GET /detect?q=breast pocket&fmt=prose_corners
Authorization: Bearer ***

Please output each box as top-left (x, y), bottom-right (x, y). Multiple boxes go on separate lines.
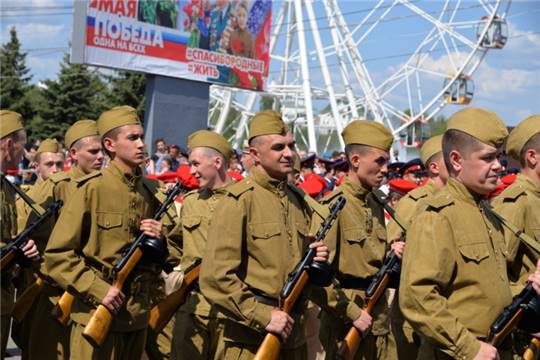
top-left (458, 242), bottom-right (490, 264)
top-left (250, 222), bottom-right (282, 240)
top-left (182, 215), bottom-right (202, 232)
top-left (96, 212), bottom-right (123, 229)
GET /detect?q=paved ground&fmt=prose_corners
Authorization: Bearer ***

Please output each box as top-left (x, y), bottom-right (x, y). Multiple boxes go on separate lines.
top-left (5, 335), bottom-right (21, 359)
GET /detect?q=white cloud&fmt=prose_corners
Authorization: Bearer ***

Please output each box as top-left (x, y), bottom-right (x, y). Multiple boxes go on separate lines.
top-left (474, 61), bottom-right (538, 98)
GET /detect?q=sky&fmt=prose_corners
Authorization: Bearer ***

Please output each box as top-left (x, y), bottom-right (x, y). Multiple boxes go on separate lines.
top-left (1, 0), bottom-right (539, 127)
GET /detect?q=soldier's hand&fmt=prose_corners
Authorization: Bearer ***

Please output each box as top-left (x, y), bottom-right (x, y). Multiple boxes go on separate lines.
top-left (528, 259), bottom-right (540, 295)
top-left (140, 219), bottom-right (163, 239)
top-left (473, 341), bottom-right (499, 360)
top-left (102, 287), bottom-right (126, 314)
top-left (265, 309), bottom-right (295, 341)
top-left (163, 270), bottom-right (184, 296)
top-left (390, 240), bottom-right (405, 260)
top-left (309, 241), bottom-right (329, 262)
top-left (21, 239), bottom-right (40, 261)
top-left (352, 309), bottom-right (372, 336)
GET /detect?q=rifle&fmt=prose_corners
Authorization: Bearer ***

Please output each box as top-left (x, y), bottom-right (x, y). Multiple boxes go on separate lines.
top-left (12, 274), bottom-right (44, 322)
top-left (52, 290), bottom-right (75, 326)
top-left (486, 283), bottom-right (536, 347)
top-left (337, 189), bottom-right (407, 360)
top-left (253, 196), bottom-right (346, 360)
top-left (524, 338), bottom-right (540, 360)
top-left (148, 258), bottom-right (202, 333)
top-left (81, 182), bottom-right (183, 347)
top-left (0, 200), bottom-right (63, 271)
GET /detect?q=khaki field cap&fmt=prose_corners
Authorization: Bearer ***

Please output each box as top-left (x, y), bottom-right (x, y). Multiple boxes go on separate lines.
top-left (506, 114), bottom-right (540, 160)
top-left (447, 107), bottom-right (508, 148)
top-left (248, 110), bottom-right (289, 142)
top-left (36, 138), bottom-right (61, 155)
top-left (341, 120), bottom-right (393, 151)
top-left (188, 130), bottom-right (233, 159)
top-left (65, 120), bottom-right (99, 149)
top-left (97, 105), bottom-right (141, 137)
top-left (420, 135), bottom-right (443, 164)
top-left (0, 110), bottom-right (24, 138)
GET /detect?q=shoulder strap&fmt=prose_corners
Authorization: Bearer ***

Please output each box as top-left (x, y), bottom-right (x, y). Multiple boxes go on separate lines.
top-left (2, 175), bottom-right (46, 216)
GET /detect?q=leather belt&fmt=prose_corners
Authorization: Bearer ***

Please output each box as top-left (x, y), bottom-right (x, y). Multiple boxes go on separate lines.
top-left (337, 276), bottom-right (373, 290)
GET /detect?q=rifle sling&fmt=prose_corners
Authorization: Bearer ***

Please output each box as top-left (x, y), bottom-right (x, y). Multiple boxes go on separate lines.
top-left (1, 175), bottom-right (46, 216)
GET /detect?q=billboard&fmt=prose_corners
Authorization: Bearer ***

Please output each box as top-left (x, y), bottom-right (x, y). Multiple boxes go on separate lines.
top-left (72, 0), bottom-right (272, 90)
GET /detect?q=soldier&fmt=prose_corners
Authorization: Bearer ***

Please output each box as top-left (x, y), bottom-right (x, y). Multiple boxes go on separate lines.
top-left (0, 110), bottom-right (39, 357)
top-left (45, 106), bottom-right (170, 358)
top-left (386, 135), bottom-right (448, 359)
top-left (492, 115), bottom-right (540, 355)
top-left (168, 130), bottom-right (234, 359)
top-left (531, 260), bottom-right (540, 295)
top-left (32, 138), bottom-right (64, 182)
top-left (318, 120), bottom-right (396, 360)
top-left (399, 107), bottom-right (512, 359)
top-left (16, 120), bottom-right (103, 359)
top-left (199, 110), bottom-right (330, 358)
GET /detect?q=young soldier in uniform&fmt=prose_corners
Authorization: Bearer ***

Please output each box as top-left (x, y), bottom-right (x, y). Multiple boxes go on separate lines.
top-left (492, 115), bottom-right (540, 355)
top-left (199, 110), bottom-right (330, 358)
top-left (399, 107), bottom-right (512, 360)
top-left (31, 138), bottom-right (65, 182)
top-left (318, 120), bottom-right (396, 360)
top-left (0, 110), bottom-right (39, 357)
top-left (15, 120), bottom-right (103, 359)
top-left (45, 106), bottom-right (169, 359)
top-left (386, 135), bottom-right (448, 359)
top-left (169, 130), bottom-right (234, 359)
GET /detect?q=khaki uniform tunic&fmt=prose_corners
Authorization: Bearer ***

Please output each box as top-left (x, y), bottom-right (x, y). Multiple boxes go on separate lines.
top-left (1, 175), bottom-right (18, 355)
top-left (493, 174), bottom-right (540, 295)
top-left (399, 178), bottom-right (512, 360)
top-left (171, 186), bottom-right (230, 359)
top-left (45, 161), bottom-right (166, 357)
top-left (318, 177), bottom-right (394, 360)
top-left (199, 167), bottom-right (318, 353)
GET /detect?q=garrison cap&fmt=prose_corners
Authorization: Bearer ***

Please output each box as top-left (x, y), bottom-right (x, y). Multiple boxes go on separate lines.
top-left (36, 138), bottom-right (61, 155)
top-left (187, 130), bottom-right (233, 159)
top-left (506, 114), bottom-right (540, 160)
top-left (65, 120), bottom-right (99, 149)
top-left (97, 105), bottom-right (140, 137)
top-left (0, 110), bottom-right (24, 138)
top-left (341, 120), bottom-right (393, 151)
top-left (248, 110), bottom-right (289, 142)
top-left (447, 107), bottom-right (508, 148)
top-left (292, 152), bottom-right (301, 173)
top-left (420, 135), bottom-right (443, 164)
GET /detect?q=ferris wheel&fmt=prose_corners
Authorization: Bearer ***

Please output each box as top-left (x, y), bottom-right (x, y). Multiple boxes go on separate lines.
top-left (208, 0), bottom-right (511, 154)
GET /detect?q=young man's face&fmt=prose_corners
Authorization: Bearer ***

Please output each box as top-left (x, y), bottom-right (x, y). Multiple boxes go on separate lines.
top-left (36, 152), bottom-right (64, 181)
top-left (352, 147), bottom-right (390, 189)
top-left (189, 147), bottom-right (220, 189)
top-left (2, 130), bottom-right (27, 170)
top-left (71, 136), bottom-right (104, 174)
top-left (251, 132), bottom-right (295, 180)
top-left (456, 143), bottom-right (501, 195)
top-left (106, 124), bottom-right (145, 168)
top-left (156, 140), bottom-right (166, 153)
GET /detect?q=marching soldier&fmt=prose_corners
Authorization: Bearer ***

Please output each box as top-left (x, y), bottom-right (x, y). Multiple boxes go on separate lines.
top-left (492, 115), bottom-right (540, 356)
top-left (16, 120), bottom-right (103, 359)
top-left (318, 120), bottom-right (396, 360)
top-left (44, 106), bottom-right (171, 358)
top-left (169, 130), bottom-right (234, 359)
top-left (399, 108), bottom-right (513, 359)
top-left (199, 110), bottom-right (330, 358)
top-left (0, 110), bottom-right (39, 357)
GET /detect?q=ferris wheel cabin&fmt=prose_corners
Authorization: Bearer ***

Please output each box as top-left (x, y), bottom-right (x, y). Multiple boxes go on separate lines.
top-left (477, 16), bottom-right (508, 49)
top-left (443, 74), bottom-right (474, 105)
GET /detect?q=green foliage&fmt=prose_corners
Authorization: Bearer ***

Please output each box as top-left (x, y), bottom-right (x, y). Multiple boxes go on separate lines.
top-left (0, 27), bottom-right (33, 119)
top-left (428, 115), bottom-right (448, 136)
top-left (38, 53), bottom-right (109, 139)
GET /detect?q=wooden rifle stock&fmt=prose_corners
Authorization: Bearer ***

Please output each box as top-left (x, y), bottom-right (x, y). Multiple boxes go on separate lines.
top-left (0, 251), bottom-right (16, 271)
top-left (337, 273), bottom-right (391, 360)
top-left (254, 196), bottom-right (346, 360)
top-left (148, 259), bottom-right (202, 333)
top-left (12, 274), bottom-right (44, 322)
top-left (523, 338), bottom-right (540, 360)
top-left (52, 291), bottom-right (74, 326)
top-left (253, 271), bottom-right (310, 360)
top-left (82, 247), bottom-right (143, 347)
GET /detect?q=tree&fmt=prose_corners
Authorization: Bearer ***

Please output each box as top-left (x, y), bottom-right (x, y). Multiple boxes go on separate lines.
top-left (38, 53), bottom-right (109, 139)
top-left (106, 71), bottom-right (147, 119)
top-left (0, 27), bottom-right (33, 119)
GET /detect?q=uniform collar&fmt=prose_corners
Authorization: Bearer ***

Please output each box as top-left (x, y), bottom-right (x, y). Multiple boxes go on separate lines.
top-left (515, 173), bottom-right (540, 197)
top-left (249, 167), bottom-right (287, 197)
top-left (446, 178), bottom-right (481, 205)
top-left (341, 176), bottom-right (370, 200)
top-left (423, 178), bottom-right (438, 194)
top-left (109, 160), bottom-right (141, 187)
top-left (69, 166), bottom-right (86, 180)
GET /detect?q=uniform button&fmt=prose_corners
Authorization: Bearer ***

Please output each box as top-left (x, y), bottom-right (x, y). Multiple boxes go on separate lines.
top-left (105, 221), bottom-right (110, 226)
